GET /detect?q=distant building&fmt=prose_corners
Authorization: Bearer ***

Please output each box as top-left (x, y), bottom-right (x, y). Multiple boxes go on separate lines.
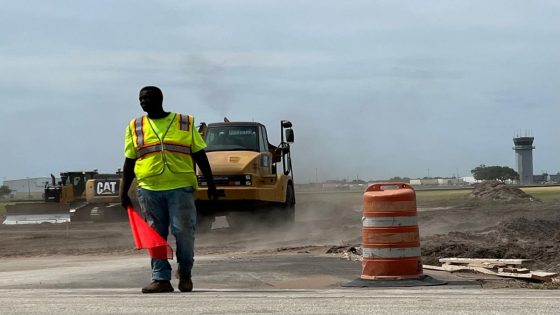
top-left (409, 179), bottom-right (422, 186)
top-left (533, 174), bottom-right (547, 184)
top-left (513, 136), bottom-right (535, 185)
top-left (419, 179), bottom-right (439, 186)
top-left (408, 177), bottom-right (468, 186)
top-left (549, 173), bottom-right (560, 183)
top-left (534, 173), bottom-right (560, 184)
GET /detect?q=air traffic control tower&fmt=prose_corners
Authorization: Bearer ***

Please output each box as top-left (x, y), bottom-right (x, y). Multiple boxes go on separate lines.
top-left (513, 136), bottom-right (535, 185)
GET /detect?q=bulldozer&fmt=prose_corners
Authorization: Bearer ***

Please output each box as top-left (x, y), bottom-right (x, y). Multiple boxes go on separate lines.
top-left (194, 119), bottom-right (295, 232)
top-left (79, 172), bottom-right (128, 222)
top-left (3, 170), bottom-right (128, 224)
top-left (4, 171), bottom-right (97, 224)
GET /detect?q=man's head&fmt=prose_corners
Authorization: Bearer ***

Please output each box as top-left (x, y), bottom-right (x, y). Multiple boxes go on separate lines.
top-left (139, 86), bottom-right (164, 114)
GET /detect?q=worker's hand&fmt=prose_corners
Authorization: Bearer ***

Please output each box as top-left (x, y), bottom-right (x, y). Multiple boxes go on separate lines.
top-left (121, 194), bottom-right (133, 210)
top-left (207, 183), bottom-right (219, 201)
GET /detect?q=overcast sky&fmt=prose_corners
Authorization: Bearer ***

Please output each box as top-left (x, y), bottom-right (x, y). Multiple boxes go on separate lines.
top-left (1, 0), bottom-right (559, 183)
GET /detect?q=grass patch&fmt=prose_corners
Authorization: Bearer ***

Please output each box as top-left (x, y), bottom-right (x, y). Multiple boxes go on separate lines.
top-left (295, 186), bottom-right (560, 209)
top-left (521, 186), bottom-right (560, 201)
top-left (0, 202), bottom-right (8, 216)
top-left (0, 201), bottom-right (18, 216)
top-left (297, 189), bottom-right (473, 208)
top-left (416, 189), bottom-right (471, 203)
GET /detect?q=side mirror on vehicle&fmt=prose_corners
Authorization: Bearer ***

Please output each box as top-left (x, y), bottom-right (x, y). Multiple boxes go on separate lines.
top-left (285, 129), bottom-right (294, 143)
top-left (198, 122), bottom-right (208, 138)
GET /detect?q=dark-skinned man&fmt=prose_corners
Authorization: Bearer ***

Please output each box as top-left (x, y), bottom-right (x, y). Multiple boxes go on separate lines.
top-left (121, 86), bottom-right (217, 293)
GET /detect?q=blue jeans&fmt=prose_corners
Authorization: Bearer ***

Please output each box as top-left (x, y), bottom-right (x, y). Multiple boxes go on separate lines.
top-left (137, 186), bottom-right (197, 281)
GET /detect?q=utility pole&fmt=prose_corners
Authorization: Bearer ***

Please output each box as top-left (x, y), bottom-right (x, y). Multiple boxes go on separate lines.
top-left (27, 177), bottom-right (31, 199)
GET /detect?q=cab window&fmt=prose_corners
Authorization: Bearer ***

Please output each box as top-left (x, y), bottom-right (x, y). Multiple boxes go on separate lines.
top-left (205, 126), bottom-right (258, 152)
top-left (259, 126), bottom-right (269, 152)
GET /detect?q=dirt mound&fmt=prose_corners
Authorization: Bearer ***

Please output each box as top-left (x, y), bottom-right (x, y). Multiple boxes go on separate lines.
top-left (470, 181), bottom-right (536, 202)
top-left (422, 216), bottom-right (560, 273)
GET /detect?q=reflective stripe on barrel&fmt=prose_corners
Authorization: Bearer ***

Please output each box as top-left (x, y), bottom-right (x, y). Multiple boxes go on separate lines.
top-left (362, 216), bottom-right (418, 227)
top-left (363, 247), bottom-right (422, 258)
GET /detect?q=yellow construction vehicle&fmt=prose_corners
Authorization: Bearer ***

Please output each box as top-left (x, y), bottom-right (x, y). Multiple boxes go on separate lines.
top-left (194, 119), bottom-right (295, 231)
top-left (3, 170), bottom-right (131, 224)
top-left (80, 172), bottom-right (129, 222)
top-left (4, 171), bottom-right (98, 224)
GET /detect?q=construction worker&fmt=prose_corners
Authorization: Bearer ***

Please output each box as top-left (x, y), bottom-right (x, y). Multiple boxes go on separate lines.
top-left (120, 86), bottom-right (217, 293)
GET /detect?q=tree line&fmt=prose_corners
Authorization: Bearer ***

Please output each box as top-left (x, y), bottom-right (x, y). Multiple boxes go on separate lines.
top-left (0, 185), bottom-right (10, 197)
top-left (471, 165), bottom-right (519, 182)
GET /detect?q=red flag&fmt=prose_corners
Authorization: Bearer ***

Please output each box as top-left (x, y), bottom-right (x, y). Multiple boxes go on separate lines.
top-left (127, 206), bottom-right (173, 260)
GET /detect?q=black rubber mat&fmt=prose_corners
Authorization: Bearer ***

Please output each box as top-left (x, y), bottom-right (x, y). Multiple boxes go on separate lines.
top-left (342, 275), bottom-right (448, 287)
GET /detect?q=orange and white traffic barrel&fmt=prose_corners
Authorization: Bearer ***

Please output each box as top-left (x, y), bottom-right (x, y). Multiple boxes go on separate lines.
top-left (361, 182), bottom-right (423, 280)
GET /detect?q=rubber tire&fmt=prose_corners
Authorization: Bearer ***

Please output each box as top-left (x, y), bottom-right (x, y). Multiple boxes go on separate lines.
top-left (268, 184), bottom-right (295, 228)
top-left (283, 184), bottom-right (296, 224)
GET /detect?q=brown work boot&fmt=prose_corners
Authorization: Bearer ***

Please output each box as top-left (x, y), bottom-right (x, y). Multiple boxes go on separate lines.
top-left (178, 273), bottom-right (193, 292)
top-left (141, 280), bottom-right (174, 294)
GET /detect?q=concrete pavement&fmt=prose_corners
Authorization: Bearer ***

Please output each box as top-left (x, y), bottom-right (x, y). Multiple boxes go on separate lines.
top-left (1, 288), bottom-right (559, 314)
top-left (0, 254), bottom-right (473, 290)
top-left (0, 253), bottom-right (558, 314)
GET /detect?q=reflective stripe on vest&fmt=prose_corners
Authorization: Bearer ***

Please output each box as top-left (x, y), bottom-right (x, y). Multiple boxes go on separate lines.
top-left (136, 143), bottom-right (192, 159)
top-left (134, 117), bottom-right (144, 147)
top-left (178, 114), bottom-right (191, 131)
top-left (163, 143), bottom-right (192, 155)
top-left (137, 144), bottom-right (160, 158)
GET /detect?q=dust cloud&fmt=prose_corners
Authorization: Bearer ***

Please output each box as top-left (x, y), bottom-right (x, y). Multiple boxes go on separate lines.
top-left (196, 193), bottom-right (363, 253)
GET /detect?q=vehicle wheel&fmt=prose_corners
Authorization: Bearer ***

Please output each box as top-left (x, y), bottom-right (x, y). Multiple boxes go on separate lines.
top-left (269, 184), bottom-right (295, 227)
top-left (197, 215), bottom-right (214, 233)
top-left (284, 184), bottom-right (296, 223)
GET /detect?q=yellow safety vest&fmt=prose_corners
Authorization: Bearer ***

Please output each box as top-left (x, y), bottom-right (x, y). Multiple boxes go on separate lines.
top-left (129, 113), bottom-right (195, 180)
